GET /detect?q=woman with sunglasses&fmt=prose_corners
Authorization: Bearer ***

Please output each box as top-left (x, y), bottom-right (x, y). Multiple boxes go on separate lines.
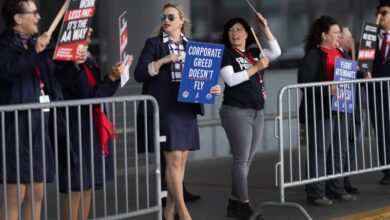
top-left (219, 13), bottom-right (281, 220)
top-left (134, 2), bottom-right (220, 220)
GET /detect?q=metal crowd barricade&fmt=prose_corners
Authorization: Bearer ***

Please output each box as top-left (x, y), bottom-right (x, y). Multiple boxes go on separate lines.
top-left (250, 77), bottom-right (390, 220)
top-left (0, 95), bottom-right (163, 220)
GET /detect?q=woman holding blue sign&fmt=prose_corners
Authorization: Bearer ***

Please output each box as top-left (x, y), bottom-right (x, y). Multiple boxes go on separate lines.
top-left (298, 15), bottom-right (356, 206)
top-left (219, 12), bottom-right (281, 219)
top-left (134, 2), bottom-right (220, 220)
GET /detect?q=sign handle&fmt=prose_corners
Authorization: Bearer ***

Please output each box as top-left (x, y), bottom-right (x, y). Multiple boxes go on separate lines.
top-left (47, 0), bottom-right (70, 36)
top-left (376, 14), bottom-right (381, 25)
top-left (245, 0), bottom-right (257, 14)
top-left (351, 40), bottom-right (356, 61)
top-left (250, 27), bottom-right (264, 55)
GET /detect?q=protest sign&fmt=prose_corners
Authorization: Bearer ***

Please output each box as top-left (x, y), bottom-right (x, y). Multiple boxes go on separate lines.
top-left (178, 41), bottom-right (224, 104)
top-left (119, 11), bottom-right (129, 87)
top-left (331, 58), bottom-right (357, 113)
top-left (357, 22), bottom-right (378, 72)
top-left (53, 0), bottom-right (96, 61)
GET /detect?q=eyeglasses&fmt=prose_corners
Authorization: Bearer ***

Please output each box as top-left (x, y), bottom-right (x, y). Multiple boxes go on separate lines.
top-left (160, 14), bottom-right (177, 22)
top-left (376, 10), bottom-right (390, 16)
top-left (19, 9), bottom-right (39, 17)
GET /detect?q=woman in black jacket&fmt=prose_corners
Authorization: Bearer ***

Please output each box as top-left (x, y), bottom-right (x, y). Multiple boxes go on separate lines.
top-left (0, 0), bottom-right (75, 219)
top-left (298, 15), bottom-right (356, 206)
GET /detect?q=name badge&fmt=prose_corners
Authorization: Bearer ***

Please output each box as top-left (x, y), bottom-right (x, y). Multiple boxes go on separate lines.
top-left (39, 95), bottom-right (50, 112)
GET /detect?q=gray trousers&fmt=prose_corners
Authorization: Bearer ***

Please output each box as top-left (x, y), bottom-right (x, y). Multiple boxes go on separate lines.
top-left (220, 105), bottom-right (264, 201)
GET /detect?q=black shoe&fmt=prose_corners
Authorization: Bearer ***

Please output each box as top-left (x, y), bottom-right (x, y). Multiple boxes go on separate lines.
top-left (237, 202), bottom-right (264, 220)
top-left (226, 198), bottom-right (238, 217)
top-left (183, 185), bottom-right (201, 203)
top-left (380, 176), bottom-right (390, 185)
top-left (345, 186), bottom-right (359, 194)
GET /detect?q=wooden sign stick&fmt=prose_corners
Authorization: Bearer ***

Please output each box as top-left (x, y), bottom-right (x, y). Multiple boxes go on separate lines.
top-left (245, 0), bottom-right (257, 14)
top-left (351, 40), bottom-right (356, 61)
top-left (47, 0), bottom-right (70, 36)
top-left (376, 14), bottom-right (381, 25)
top-left (250, 27), bottom-right (264, 55)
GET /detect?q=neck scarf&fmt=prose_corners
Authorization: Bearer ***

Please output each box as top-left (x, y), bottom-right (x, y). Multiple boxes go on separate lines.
top-left (83, 64), bottom-right (117, 157)
top-left (15, 31), bottom-right (32, 45)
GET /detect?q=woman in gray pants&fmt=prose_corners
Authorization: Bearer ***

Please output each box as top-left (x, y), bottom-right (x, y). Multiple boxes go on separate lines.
top-left (219, 13), bottom-right (281, 220)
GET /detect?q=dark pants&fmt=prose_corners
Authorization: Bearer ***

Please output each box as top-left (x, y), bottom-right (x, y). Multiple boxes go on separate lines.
top-left (369, 88), bottom-right (390, 177)
top-left (305, 115), bottom-right (348, 200)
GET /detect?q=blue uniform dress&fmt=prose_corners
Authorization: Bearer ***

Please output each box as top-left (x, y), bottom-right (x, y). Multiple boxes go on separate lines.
top-left (57, 56), bottom-right (119, 192)
top-left (134, 34), bottom-right (204, 152)
top-left (0, 29), bottom-right (65, 184)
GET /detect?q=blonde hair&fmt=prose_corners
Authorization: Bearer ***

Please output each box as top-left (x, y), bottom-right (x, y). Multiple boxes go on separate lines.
top-left (153, 2), bottom-right (191, 37)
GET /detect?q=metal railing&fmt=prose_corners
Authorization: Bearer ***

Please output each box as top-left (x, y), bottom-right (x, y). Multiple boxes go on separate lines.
top-left (0, 95), bottom-right (163, 220)
top-left (252, 77), bottom-right (390, 220)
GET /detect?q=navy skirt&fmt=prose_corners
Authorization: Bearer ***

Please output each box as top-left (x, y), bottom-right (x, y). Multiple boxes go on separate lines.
top-left (58, 108), bottom-right (114, 193)
top-left (137, 113), bottom-right (200, 153)
top-left (160, 113), bottom-right (200, 151)
top-left (0, 111), bottom-right (55, 184)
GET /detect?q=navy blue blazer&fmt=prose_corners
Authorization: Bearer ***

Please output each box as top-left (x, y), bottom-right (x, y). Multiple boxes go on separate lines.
top-left (134, 36), bottom-right (204, 116)
top-left (0, 28), bottom-right (67, 183)
top-left (372, 39), bottom-right (390, 81)
top-left (56, 57), bottom-right (119, 192)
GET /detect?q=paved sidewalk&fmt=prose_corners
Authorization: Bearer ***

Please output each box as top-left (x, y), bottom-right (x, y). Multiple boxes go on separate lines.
top-left (181, 150), bottom-right (390, 220)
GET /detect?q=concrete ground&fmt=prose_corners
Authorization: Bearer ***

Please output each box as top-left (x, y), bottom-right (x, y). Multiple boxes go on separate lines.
top-left (179, 150), bottom-right (390, 220)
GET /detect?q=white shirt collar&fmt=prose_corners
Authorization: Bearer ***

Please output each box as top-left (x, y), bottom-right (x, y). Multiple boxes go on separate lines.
top-left (162, 32), bottom-right (188, 43)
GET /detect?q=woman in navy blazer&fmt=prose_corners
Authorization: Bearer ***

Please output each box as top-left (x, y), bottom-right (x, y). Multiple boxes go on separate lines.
top-left (134, 3), bottom-right (220, 220)
top-left (0, 0), bottom-right (75, 219)
top-left (56, 28), bottom-right (133, 220)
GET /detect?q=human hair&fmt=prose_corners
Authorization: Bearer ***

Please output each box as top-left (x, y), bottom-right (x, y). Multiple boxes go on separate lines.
top-left (153, 2), bottom-right (191, 37)
top-left (1, 0), bottom-right (34, 28)
top-left (304, 15), bottom-right (339, 52)
top-left (220, 17), bottom-right (255, 49)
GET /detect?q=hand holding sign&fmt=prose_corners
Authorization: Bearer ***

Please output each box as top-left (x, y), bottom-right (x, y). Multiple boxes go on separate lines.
top-left (255, 12), bottom-right (268, 29)
top-left (74, 45), bottom-right (89, 65)
top-left (35, 32), bottom-right (51, 53)
top-left (210, 84), bottom-right (222, 96)
top-left (255, 57), bottom-right (269, 70)
top-left (109, 55), bottom-right (133, 82)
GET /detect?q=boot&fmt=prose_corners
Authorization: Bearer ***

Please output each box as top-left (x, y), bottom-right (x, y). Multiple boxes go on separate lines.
top-left (237, 202), bottom-right (264, 220)
top-left (226, 198), bottom-right (238, 217)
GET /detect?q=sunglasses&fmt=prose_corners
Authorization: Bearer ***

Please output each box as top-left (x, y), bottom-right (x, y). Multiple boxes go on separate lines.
top-left (376, 10), bottom-right (390, 16)
top-left (160, 14), bottom-right (177, 22)
top-left (19, 9), bottom-right (39, 16)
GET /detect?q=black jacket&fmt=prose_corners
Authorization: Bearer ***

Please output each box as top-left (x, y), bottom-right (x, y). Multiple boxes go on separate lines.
top-left (297, 47), bottom-right (332, 122)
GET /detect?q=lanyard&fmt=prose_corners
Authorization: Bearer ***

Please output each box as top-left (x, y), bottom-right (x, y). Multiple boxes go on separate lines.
top-left (34, 67), bottom-right (46, 94)
top-left (234, 48), bottom-right (264, 83)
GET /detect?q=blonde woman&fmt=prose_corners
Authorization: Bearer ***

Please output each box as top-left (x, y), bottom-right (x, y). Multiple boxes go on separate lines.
top-left (134, 2), bottom-right (220, 220)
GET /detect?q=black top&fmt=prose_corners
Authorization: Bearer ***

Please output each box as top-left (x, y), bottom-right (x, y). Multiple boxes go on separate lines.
top-left (297, 47), bottom-right (332, 122)
top-left (221, 47), bottom-right (266, 110)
